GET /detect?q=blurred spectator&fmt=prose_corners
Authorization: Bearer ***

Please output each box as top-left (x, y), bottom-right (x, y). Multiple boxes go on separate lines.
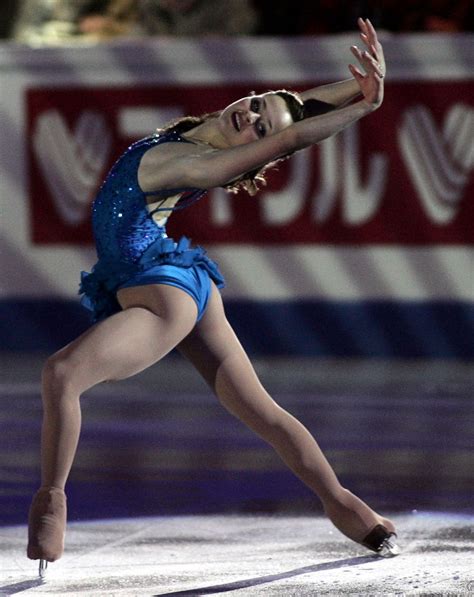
top-left (12, 0), bottom-right (142, 43)
top-left (77, 0), bottom-right (141, 39)
top-left (136, 0), bottom-right (258, 36)
top-left (6, 0), bottom-right (473, 44)
top-left (77, 0), bottom-right (259, 39)
top-left (12, 0), bottom-right (95, 44)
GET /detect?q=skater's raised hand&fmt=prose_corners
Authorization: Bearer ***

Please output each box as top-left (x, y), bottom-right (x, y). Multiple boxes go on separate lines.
top-left (349, 36), bottom-right (384, 110)
top-left (357, 17), bottom-right (386, 78)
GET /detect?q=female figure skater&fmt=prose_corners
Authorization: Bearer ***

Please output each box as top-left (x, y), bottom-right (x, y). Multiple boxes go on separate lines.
top-left (27, 18), bottom-right (399, 571)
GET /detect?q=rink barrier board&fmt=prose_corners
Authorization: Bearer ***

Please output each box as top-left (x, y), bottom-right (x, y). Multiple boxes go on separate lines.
top-left (1, 299), bottom-right (473, 357)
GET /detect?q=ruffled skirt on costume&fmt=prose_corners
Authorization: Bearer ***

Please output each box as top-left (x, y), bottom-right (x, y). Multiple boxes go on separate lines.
top-left (79, 236), bottom-right (225, 323)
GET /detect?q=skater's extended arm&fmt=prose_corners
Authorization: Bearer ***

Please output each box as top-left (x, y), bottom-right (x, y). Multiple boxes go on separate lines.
top-left (141, 65), bottom-right (383, 193)
top-left (174, 51), bottom-right (384, 189)
top-left (138, 18), bottom-right (385, 192)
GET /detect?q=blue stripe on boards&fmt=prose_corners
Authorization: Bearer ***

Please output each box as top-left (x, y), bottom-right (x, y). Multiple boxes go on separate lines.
top-left (1, 299), bottom-right (473, 357)
top-left (224, 301), bottom-right (474, 358)
top-left (0, 300), bottom-right (90, 351)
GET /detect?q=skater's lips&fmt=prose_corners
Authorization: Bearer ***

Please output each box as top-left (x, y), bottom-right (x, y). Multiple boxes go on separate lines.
top-left (231, 111), bottom-right (241, 132)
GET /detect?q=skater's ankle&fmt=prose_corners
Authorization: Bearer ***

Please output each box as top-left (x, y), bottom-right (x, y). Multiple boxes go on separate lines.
top-left (37, 486), bottom-right (66, 495)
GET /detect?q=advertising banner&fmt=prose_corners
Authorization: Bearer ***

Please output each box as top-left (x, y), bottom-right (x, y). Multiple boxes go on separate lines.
top-left (1, 35), bottom-right (473, 355)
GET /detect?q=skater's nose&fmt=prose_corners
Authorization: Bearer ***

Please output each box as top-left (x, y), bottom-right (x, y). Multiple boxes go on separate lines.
top-left (246, 111), bottom-right (260, 125)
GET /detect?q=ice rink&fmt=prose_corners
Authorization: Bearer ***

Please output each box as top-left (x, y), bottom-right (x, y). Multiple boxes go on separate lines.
top-left (1, 355), bottom-right (473, 595)
top-left (2, 512), bottom-right (474, 595)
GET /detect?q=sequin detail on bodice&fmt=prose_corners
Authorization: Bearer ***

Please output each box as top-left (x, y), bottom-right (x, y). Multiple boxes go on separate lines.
top-left (92, 129), bottom-right (206, 263)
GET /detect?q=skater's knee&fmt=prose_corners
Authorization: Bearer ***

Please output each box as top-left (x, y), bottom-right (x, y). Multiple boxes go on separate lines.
top-left (42, 353), bottom-right (79, 399)
top-left (215, 385), bottom-right (282, 440)
top-left (239, 405), bottom-right (291, 445)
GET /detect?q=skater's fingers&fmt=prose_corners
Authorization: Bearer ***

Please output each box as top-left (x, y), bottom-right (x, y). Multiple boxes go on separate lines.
top-left (366, 18), bottom-right (379, 41)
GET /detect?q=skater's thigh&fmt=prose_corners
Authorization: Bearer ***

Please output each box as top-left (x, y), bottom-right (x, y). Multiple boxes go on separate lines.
top-left (177, 284), bottom-right (281, 425)
top-left (177, 283), bottom-right (251, 386)
top-left (53, 284), bottom-right (198, 390)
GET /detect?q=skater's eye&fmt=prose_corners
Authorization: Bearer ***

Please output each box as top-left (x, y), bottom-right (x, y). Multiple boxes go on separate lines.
top-left (255, 120), bottom-right (267, 138)
top-left (250, 97), bottom-right (261, 113)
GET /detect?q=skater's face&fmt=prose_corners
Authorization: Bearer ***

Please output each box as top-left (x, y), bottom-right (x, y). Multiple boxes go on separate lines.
top-left (217, 93), bottom-right (294, 147)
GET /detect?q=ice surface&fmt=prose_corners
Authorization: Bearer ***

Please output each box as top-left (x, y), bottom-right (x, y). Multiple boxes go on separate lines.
top-left (1, 512), bottom-right (474, 596)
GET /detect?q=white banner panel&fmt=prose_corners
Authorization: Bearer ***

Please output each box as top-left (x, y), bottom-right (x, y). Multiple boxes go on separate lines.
top-left (0, 35), bottom-right (473, 356)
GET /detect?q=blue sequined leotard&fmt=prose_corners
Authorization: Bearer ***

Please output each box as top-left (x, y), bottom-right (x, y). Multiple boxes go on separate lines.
top-left (79, 129), bottom-right (225, 322)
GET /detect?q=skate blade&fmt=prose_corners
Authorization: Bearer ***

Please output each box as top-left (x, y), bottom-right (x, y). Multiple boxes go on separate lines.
top-left (378, 537), bottom-right (401, 558)
top-left (39, 559), bottom-right (48, 578)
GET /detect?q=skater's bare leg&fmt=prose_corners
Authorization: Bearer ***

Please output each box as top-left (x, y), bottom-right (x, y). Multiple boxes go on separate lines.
top-left (41, 285), bottom-right (197, 488)
top-left (178, 285), bottom-right (395, 546)
top-left (28, 284), bottom-right (198, 561)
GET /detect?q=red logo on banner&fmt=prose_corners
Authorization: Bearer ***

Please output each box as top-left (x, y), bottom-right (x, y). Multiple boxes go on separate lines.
top-left (27, 84), bottom-right (473, 245)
